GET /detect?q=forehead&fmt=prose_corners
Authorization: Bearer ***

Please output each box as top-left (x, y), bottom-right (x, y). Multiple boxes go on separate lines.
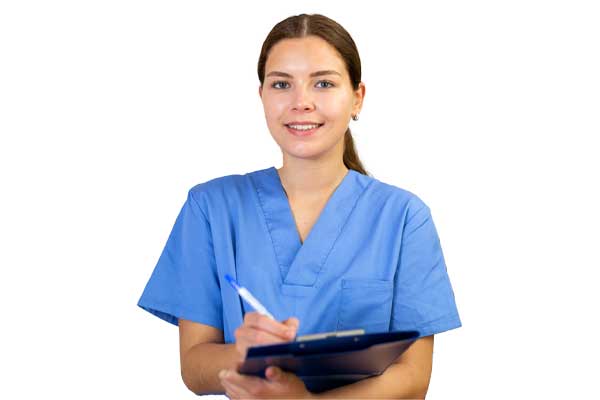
top-left (265, 36), bottom-right (347, 77)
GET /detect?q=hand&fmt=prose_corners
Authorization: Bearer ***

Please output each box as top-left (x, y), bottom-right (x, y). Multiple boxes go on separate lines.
top-left (219, 365), bottom-right (313, 399)
top-left (234, 312), bottom-right (300, 361)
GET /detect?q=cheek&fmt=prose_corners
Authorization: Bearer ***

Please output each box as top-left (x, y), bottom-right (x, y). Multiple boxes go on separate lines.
top-left (263, 100), bottom-right (286, 123)
top-left (320, 94), bottom-right (353, 119)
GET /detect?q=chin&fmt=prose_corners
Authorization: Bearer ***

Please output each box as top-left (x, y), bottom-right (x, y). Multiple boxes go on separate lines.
top-left (273, 133), bottom-right (344, 161)
top-left (282, 144), bottom-right (334, 161)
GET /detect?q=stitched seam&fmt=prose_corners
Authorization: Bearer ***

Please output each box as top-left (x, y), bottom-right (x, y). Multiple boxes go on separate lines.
top-left (249, 171), bottom-right (284, 275)
top-left (316, 178), bottom-right (375, 276)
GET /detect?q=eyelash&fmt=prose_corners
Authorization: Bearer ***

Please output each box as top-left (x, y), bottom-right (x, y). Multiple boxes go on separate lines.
top-left (271, 80), bottom-right (335, 89)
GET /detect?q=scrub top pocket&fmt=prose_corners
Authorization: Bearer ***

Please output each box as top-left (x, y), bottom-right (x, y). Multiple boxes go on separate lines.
top-left (337, 279), bottom-right (394, 333)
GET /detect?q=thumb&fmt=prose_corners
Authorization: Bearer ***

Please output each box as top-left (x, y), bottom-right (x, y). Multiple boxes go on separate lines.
top-left (265, 366), bottom-right (286, 383)
top-left (283, 317), bottom-right (300, 331)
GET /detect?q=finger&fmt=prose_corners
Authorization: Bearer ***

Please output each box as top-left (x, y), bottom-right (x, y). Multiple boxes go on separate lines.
top-left (221, 380), bottom-right (246, 399)
top-left (265, 366), bottom-right (285, 383)
top-left (237, 325), bottom-right (295, 344)
top-left (222, 370), bottom-right (267, 399)
top-left (283, 317), bottom-right (300, 330)
top-left (220, 370), bottom-right (250, 398)
top-left (244, 312), bottom-right (295, 339)
top-left (221, 368), bottom-right (264, 388)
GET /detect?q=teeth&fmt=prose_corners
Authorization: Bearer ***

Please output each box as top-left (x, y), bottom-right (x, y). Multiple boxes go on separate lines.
top-left (288, 124), bottom-right (320, 131)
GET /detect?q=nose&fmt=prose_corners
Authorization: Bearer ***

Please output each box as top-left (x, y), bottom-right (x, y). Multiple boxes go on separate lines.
top-left (291, 86), bottom-right (315, 112)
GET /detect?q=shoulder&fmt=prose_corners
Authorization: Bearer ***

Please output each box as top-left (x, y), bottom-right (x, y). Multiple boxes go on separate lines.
top-left (188, 172), bottom-right (245, 197)
top-left (185, 167), bottom-right (270, 210)
top-left (359, 172), bottom-right (430, 220)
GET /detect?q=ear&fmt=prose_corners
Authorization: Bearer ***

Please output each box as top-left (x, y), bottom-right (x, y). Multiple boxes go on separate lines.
top-left (259, 85), bottom-right (263, 98)
top-left (352, 82), bottom-right (366, 115)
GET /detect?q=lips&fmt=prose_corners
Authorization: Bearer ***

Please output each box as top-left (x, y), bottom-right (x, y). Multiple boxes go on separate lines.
top-left (285, 123), bottom-right (324, 137)
top-left (284, 122), bottom-right (324, 127)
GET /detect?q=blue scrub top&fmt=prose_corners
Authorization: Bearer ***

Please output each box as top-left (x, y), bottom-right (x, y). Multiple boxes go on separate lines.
top-left (138, 167), bottom-right (461, 343)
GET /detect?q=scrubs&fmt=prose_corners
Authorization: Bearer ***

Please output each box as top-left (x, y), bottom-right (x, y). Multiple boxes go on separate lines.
top-left (138, 167), bottom-right (461, 344)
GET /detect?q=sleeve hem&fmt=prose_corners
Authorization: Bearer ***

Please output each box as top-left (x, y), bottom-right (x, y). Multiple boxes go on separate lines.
top-left (137, 299), bottom-right (223, 331)
top-left (414, 314), bottom-right (462, 338)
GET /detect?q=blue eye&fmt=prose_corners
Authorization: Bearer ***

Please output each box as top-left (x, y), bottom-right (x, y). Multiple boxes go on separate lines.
top-left (271, 81), bottom-right (290, 89)
top-left (270, 80), bottom-right (335, 89)
top-left (316, 80), bottom-right (335, 88)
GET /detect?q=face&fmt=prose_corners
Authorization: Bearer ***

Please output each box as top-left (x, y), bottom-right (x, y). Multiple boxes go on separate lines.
top-left (259, 35), bottom-right (365, 163)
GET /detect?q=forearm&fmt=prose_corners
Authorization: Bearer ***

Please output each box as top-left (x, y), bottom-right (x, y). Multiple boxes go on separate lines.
top-left (181, 342), bottom-right (240, 395)
top-left (311, 361), bottom-right (430, 399)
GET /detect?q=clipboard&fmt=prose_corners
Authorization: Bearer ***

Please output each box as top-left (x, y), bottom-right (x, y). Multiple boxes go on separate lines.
top-left (238, 330), bottom-right (420, 393)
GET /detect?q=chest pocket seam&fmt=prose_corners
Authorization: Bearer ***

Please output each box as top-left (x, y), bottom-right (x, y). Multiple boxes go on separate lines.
top-left (337, 279), bottom-right (394, 332)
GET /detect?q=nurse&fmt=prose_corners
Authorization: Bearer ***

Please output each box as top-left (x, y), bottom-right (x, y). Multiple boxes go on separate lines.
top-left (138, 13), bottom-right (461, 399)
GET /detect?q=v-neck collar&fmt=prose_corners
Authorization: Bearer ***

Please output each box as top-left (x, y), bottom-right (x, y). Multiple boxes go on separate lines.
top-left (251, 166), bottom-right (370, 287)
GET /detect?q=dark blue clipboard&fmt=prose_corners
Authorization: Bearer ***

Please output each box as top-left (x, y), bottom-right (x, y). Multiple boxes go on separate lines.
top-left (238, 330), bottom-right (420, 393)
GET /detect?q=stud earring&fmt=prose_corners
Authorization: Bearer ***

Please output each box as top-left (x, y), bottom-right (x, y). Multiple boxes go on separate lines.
top-left (352, 114), bottom-right (359, 121)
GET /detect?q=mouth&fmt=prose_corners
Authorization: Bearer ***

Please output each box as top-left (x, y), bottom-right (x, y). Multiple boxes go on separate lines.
top-left (284, 123), bottom-right (324, 137)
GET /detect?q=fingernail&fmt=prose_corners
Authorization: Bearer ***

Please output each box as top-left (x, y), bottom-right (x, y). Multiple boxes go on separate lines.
top-left (219, 369), bottom-right (228, 379)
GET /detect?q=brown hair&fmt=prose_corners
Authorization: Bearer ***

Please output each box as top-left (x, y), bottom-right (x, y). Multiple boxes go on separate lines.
top-left (257, 13), bottom-right (369, 176)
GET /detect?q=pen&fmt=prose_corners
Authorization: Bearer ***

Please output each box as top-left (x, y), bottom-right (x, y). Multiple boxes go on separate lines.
top-left (225, 274), bottom-right (275, 319)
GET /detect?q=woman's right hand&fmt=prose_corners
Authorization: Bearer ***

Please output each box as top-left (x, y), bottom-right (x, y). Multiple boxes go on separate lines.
top-left (234, 312), bottom-right (300, 361)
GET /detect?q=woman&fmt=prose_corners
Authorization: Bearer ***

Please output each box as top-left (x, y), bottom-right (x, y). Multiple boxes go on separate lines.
top-left (138, 13), bottom-right (461, 399)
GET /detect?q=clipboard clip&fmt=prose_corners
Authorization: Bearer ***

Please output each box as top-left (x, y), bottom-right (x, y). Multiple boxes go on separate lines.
top-left (295, 329), bottom-right (365, 342)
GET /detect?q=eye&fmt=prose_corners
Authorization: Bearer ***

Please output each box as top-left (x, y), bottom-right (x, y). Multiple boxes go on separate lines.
top-left (270, 80), bottom-right (336, 89)
top-left (271, 81), bottom-right (290, 89)
top-left (316, 80), bottom-right (335, 88)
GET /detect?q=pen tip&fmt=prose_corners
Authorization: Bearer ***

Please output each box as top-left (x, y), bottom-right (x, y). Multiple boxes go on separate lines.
top-left (224, 274), bottom-right (240, 290)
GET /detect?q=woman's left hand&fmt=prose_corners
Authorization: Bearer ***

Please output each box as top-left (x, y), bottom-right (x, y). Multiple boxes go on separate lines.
top-left (219, 364), bottom-right (314, 399)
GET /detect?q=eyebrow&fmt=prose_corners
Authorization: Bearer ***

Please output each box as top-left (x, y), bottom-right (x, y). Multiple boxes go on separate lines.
top-left (266, 70), bottom-right (342, 79)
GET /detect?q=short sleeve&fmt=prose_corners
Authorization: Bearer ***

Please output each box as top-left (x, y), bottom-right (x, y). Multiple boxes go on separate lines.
top-left (391, 199), bottom-right (461, 337)
top-left (137, 189), bottom-right (223, 329)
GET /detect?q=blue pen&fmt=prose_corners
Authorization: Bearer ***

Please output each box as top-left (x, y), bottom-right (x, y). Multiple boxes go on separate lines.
top-left (225, 274), bottom-right (275, 319)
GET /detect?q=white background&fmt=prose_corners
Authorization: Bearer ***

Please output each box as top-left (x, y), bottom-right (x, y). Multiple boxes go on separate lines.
top-left (1, 0), bottom-right (599, 398)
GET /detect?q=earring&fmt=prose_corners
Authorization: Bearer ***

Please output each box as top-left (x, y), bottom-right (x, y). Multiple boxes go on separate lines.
top-left (352, 114), bottom-right (359, 121)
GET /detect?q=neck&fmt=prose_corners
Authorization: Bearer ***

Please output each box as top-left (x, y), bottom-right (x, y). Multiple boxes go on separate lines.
top-left (276, 158), bottom-right (349, 199)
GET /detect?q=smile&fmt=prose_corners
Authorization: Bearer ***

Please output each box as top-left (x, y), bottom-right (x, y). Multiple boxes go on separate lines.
top-left (285, 123), bottom-right (324, 136)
